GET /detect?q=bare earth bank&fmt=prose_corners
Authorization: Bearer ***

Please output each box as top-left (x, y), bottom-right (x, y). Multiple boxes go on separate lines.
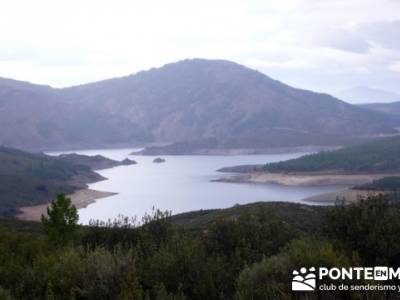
top-left (215, 172), bottom-right (398, 187)
top-left (215, 172), bottom-right (394, 204)
top-left (16, 189), bottom-right (117, 222)
top-left (302, 189), bottom-right (387, 204)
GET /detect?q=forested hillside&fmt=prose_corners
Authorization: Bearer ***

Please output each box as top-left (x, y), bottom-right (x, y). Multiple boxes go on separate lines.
top-left (353, 176), bottom-right (400, 191)
top-left (1, 195), bottom-right (399, 299)
top-left (264, 136), bottom-right (400, 173)
top-left (0, 147), bottom-right (102, 217)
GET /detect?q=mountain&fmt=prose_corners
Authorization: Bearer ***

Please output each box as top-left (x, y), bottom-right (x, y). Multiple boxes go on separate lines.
top-left (359, 101), bottom-right (400, 117)
top-left (0, 59), bottom-right (398, 151)
top-left (0, 77), bottom-right (136, 150)
top-left (335, 86), bottom-right (400, 104)
top-left (0, 77), bottom-right (63, 149)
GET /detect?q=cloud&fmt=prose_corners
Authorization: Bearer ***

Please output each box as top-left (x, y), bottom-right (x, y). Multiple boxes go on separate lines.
top-left (245, 58), bottom-right (317, 70)
top-left (0, 44), bottom-right (91, 67)
top-left (358, 20), bottom-right (400, 50)
top-left (0, 0), bottom-right (399, 97)
top-left (389, 61), bottom-right (400, 72)
top-left (313, 28), bottom-right (371, 54)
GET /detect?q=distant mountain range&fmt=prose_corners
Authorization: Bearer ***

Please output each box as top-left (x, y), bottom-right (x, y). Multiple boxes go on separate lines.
top-left (335, 86), bottom-right (400, 104)
top-left (0, 59), bottom-right (398, 151)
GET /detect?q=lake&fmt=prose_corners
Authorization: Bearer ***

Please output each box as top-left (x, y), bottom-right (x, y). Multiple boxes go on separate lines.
top-left (52, 149), bottom-right (344, 224)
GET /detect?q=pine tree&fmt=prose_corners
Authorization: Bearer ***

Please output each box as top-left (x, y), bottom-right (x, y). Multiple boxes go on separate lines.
top-left (41, 193), bottom-right (80, 246)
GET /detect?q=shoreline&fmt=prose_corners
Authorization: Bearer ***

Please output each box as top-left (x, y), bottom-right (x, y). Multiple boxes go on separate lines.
top-left (16, 189), bottom-right (117, 222)
top-left (134, 145), bottom-right (340, 156)
top-left (302, 189), bottom-right (387, 203)
top-left (215, 172), bottom-right (398, 187)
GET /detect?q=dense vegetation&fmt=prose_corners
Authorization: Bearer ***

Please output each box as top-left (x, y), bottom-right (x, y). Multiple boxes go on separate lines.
top-left (0, 147), bottom-right (101, 217)
top-left (264, 136), bottom-right (400, 173)
top-left (1, 195), bottom-right (400, 299)
top-left (353, 176), bottom-right (400, 191)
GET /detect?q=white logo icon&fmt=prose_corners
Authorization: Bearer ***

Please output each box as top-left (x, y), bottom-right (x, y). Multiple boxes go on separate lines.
top-left (292, 267), bottom-right (316, 291)
top-left (374, 267), bottom-right (388, 281)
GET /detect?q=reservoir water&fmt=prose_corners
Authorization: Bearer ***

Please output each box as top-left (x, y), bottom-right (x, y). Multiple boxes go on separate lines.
top-left (52, 149), bottom-right (344, 224)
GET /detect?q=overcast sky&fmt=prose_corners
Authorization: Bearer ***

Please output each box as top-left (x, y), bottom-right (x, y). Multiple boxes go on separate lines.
top-left (0, 0), bottom-right (399, 100)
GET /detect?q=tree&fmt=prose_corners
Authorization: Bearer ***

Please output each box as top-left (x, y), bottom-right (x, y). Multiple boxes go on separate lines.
top-left (236, 238), bottom-right (356, 300)
top-left (0, 287), bottom-right (12, 300)
top-left (41, 194), bottom-right (79, 246)
top-left (324, 194), bottom-right (400, 266)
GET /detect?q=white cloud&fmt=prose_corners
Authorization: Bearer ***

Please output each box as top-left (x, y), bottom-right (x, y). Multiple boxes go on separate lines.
top-left (313, 28), bottom-right (370, 54)
top-left (389, 61), bottom-right (400, 72)
top-left (0, 0), bottom-right (399, 96)
top-left (358, 20), bottom-right (400, 50)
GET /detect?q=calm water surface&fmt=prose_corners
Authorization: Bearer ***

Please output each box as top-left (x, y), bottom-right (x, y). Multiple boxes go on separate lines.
top-left (52, 149), bottom-right (344, 224)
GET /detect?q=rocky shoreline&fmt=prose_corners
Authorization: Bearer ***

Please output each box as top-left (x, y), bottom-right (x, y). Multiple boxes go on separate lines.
top-left (215, 171), bottom-right (397, 187)
top-left (133, 145), bottom-right (339, 156)
top-left (215, 171), bottom-right (394, 204)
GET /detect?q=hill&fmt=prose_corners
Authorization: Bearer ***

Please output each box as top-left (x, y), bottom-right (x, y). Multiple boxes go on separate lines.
top-left (353, 176), bottom-right (400, 191)
top-left (0, 59), bottom-right (398, 151)
top-left (263, 136), bottom-right (400, 173)
top-left (0, 147), bottom-right (127, 217)
top-left (170, 201), bottom-right (325, 233)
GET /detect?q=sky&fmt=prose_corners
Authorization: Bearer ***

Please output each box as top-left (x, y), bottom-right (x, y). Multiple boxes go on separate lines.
top-left (0, 0), bottom-right (399, 102)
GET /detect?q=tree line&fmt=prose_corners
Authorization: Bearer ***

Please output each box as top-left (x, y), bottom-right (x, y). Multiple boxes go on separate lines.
top-left (1, 193), bottom-right (400, 299)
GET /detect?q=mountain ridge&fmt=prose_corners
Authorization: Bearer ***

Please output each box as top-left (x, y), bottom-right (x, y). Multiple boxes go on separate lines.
top-left (0, 58), bottom-right (397, 151)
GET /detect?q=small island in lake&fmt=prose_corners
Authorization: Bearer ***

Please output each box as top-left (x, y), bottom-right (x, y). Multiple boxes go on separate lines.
top-left (121, 158), bottom-right (137, 165)
top-left (153, 157), bottom-right (166, 163)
